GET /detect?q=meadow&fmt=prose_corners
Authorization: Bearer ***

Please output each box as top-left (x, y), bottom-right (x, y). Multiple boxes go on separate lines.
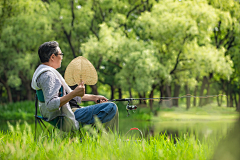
top-left (0, 120), bottom-right (219, 160)
top-left (0, 101), bottom-right (239, 159)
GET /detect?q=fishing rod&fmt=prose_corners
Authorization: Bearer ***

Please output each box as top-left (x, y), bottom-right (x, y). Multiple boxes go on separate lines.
top-left (97, 98), bottom-right (138, 116)
top-left (97, 94), bottom-right (226, 116)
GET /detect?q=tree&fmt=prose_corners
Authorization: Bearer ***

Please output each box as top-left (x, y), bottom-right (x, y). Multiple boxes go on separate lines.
top-left (207, 0), bottom-right (240, 108)
top-left (0, 0), bottom-right (53, 102)
top-left (135, 0), bottom-right (233, 108)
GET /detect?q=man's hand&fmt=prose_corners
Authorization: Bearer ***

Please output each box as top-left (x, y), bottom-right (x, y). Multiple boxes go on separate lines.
top-left (94, 95), bottom-right (108, 103)
top-left (73, 81), bottom-right (85, 97)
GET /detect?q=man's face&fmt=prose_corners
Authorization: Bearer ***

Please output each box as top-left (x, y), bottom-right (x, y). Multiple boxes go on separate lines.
top-left (55, 47), bottom-right (63, 69)
top-left (51, 47), bottom-right (63, 69)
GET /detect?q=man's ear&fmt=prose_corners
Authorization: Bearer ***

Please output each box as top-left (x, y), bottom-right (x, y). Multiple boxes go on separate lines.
top-left (49, 54), bottom-right (55, 61)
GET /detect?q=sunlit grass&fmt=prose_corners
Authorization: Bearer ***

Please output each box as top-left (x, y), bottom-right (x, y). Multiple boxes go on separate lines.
top-left (154, 102), bottom-right (239, 122)
top-left (0, 102), bottom-right (234, 159)
top-left (0, 121), bottom-right (222, 160)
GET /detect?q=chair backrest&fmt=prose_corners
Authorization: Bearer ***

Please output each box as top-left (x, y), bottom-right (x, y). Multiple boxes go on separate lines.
top-left (35, 86), bottom-right (64, 130)
top-left (36, 86), bottom-right (63, 103)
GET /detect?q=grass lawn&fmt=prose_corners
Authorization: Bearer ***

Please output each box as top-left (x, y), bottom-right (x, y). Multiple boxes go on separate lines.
top-left (0, 121), bottom-right (218, 160)
top-left (0, 101), bottom-right (238, 159)
top-left (153, 103), bottom-right (239, 122)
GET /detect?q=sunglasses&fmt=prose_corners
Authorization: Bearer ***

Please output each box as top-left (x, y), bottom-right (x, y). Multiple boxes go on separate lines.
top-left (56, 53), bottom-right (64, 56)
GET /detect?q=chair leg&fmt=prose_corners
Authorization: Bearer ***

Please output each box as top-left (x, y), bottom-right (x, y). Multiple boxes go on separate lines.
top-left (55, 117), bottom-right (63, 132)
top-left (35, 118), bottom-right (37, 141)
top-left (60, 117), bottom-right (63, 132)
top-left (35, 118), bottom-right (44, 141)
top-left (35, 116), bottom-right (64, 141)
top-left (35, 118), bottom-right (51, 139)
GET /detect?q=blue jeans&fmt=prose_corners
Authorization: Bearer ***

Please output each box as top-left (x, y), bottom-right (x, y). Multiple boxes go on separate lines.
top-left (74, 102), bottom-right (117, 124)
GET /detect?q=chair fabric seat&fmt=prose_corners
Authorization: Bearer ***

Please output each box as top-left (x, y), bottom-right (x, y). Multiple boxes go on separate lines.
top-left (36, 115), bottom-right (63, 129)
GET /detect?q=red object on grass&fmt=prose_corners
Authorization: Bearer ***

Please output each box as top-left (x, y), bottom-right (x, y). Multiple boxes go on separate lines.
top-left (130, 128), bottom-right (139, 131)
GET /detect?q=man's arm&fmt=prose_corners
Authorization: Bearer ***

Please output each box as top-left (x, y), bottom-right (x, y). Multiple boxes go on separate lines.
top-left (59, 81), bottom-right (85, 107)
top-left (81, 94), bottom-right (108, 103)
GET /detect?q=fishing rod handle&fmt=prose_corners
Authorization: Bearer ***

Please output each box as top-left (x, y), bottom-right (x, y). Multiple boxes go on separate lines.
top-left (96, 99), bottom-right (115, 103)
top-left (96, 98), bottom-right (131, 103)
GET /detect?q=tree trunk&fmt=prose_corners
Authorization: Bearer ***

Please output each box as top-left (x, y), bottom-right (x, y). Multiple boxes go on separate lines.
top-left (0, 85), bottom-right (2, 102)
top-left (228, 83), bottom-right (234, 107)
top-left (0, 77), bottom-right (12, 103)
top-left (237, 92), bottom-right (240, 112)
top-left (129, 88), bottom-right (132, 98)
top-left (149, 85), bottom-right (157, 111)
top-left (138, 93), bottom-right (142, 104)
top-left (21, 81), bottom-right (32, 101)
top-left (204, 78), bottom-right (211, 105)
top-left (138, 92), bottom-right (146, 104)
top-left (217, 94), bottom-right (222, 107)
top-left (199, 76), bottom-right (207, 107)
top-left (230, 93), bottom-right (234, 107)
top-left (172, 83), bottom-right (180, 107)
top-left (6, 86), bottom-right (13, 103)
top-left (221, 80), bottom-right (227, 107)
top-left (149, 89), bottom-right (154, 112)
top-left (226, 80), bottom-right (234, 107)
top-left (165, 85), bottom-right (171, 97)
top-left (234, 93), bottom-right (237, 109)
top-left (226, 82), bottom-right (233, 107)
top-left (185, 85), bottom-right (190, 110)
top-left (118, 88), bottom-right (122, 99)
top-left (193, 85), bottom-right (198, 107)
top-left (19, 73), bottom-right (33, 101)
top-left (226, 91), bottom-right (229, 107)
top-left (90, 85), bottom-right (98, 95)
top-left (159, 85), bottom-right (165, 105)
top-left (110, 85), bottom-right (115, 100)
top-left (164, 84), bottom-right (172, 107)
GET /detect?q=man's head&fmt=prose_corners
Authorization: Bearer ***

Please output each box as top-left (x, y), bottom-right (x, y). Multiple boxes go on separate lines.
top-left (38, 41), bottom-right (60, 63)
top-left (38, 41), bottom-right (63, 69)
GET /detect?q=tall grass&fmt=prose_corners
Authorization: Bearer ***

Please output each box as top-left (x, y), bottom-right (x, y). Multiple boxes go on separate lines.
top-left (0, 120), bottom-right (222, 160)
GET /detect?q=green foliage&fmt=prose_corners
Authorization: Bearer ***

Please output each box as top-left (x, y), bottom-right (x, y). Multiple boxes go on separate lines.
top-left (0, 0), bottom-right (52, 98)
top-left (136, 0), bottom-right (233, 87)
top-left (0, 0), bottom-right (240, 108)
top-left (0, 101), bottom-right (35, 120)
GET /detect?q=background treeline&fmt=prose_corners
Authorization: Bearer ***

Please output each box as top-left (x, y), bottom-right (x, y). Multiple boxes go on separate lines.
top-left (0, 0), bottom-right (240, 111)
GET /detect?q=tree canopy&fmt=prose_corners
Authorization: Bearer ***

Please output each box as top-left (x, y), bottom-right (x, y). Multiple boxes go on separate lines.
top-left (0, 0), bottom-right (239, 111)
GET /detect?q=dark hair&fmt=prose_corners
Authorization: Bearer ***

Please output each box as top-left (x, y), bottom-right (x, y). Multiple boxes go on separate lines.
top-left (38, 41), bottom-right (59, 63)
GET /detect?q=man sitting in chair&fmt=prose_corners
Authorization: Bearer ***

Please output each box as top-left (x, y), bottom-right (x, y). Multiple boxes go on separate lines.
top-left (31, 41), bottom-right (118, 132)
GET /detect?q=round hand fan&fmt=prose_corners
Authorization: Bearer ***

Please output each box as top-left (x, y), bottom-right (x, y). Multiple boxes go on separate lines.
top-left (64, 56), bottom-right (98, 85)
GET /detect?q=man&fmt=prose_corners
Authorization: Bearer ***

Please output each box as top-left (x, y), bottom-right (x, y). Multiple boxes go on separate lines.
top-left (31, 41), bottom-right (118, 132)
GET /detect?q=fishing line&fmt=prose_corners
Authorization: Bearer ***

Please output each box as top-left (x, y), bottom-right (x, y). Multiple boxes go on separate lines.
top-left (100, 94), bottom-right (226, 116)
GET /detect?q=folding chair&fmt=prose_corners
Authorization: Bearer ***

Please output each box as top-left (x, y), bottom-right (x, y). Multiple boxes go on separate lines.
top-left (34, 87), bottom-right (64, 140)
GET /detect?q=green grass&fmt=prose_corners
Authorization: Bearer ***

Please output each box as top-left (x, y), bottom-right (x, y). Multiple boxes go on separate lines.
top-left (154, 103), bottom-right (239, 122)
top-left (0, 101), bottom-right (237, 159)
top-left (1, 101), bottom-right (238, 123)
top-left (0, 101), bottom-right (36, 121)
top-left (0, 121), bottom-right (221, 160)
top-left (0, 101), bottom-right (152, 121)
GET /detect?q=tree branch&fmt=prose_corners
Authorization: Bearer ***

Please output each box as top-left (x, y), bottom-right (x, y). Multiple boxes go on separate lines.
top-left (62, 26), bottom-right (76, 58)
top-left (126, 3), bottom-right (142, 19)
top-left (107, 59), bottom-right (122, 68)
top-left (98, 3), bottom-right (105, 21)
top-left (90, 1), bottom-right (99, 40)
top-left (70, 0), bottom-right (75, 29)
top-left (170, 36), bottom-right (188, 75)
top-left (119, 0), bottom-right (148, 32)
